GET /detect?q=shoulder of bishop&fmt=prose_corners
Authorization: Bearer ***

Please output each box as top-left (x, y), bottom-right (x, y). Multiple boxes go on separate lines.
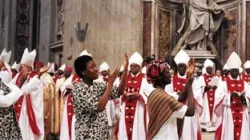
top-left (29, 71), bottom-right (39, 78)
top-left (140, 73), bottom-right (146, 78)
top-left (72, 73), bottom-right (81, 83)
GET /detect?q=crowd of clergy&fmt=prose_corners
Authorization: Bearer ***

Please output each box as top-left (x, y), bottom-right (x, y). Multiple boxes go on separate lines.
top-left (0, 45), bottom-right (250, 140)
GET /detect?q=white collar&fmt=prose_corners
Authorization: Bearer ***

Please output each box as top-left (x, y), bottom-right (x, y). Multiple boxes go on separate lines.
top-left (177, 73), bottom-right (186, 79)
top-left (131, 72), bottom-right (141, 77)
top-left (229, 75), bottom-right (240, 80)
top-left (245, 72), bottom-right (250, 75)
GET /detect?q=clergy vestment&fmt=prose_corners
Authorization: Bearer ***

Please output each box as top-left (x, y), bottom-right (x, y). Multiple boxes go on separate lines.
top-left (214, 76), bottom-right (250, 140)
top-left (12, 71), bottom-right (44, 140)
top-left (60, 73), bottom-right (81, 140)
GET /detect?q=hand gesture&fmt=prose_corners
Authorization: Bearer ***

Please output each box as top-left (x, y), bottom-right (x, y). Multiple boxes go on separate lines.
top-left (123, 53), bottom-right (129, 72)
top-left (230, 92), bottom-right (240, 102)
top-left (186, 58), bottom-right (195, 80)
top-left (108, 67), bottom-right (120, 85)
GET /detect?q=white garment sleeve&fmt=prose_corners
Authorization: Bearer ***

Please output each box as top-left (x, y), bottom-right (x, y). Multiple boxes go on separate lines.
top-left (60, 75), bottom-right (72, 93)
top-left (113, 78), bottom-right (120, 88)
top-left (172, 105), bottom-right (187, 119)
top-left (0, 83), bottom-right (23, 107)
top-left (21, 76), bottom-right (41, 94)
top-left (0, 71), bottom-right (11, 84)
top-left (244, 82), bottom-right (250, 107)
top-left (140, 78), bottom-right (155, 97)
top-left (215, 81), bottom-right (228, 106)
top-left (164, 82), bottom-right (179, 100)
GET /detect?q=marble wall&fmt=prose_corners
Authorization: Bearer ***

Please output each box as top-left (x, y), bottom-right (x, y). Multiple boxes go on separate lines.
top-left (158, 9), bottom-right (170, 60)
top-left (246, 2), bottom-right (250, 60)
top-left (221, 9), bottom-right (238, 63)
top-left (143, 2), bottom-right (152, 58)
top-left (146, 0), bottom-right (250, 67)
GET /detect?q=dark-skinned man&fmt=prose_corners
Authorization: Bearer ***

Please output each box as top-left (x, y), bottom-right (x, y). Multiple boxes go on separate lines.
top-left (200, 59), bottom-right (217, 132)
top-left (0, 48), bottom-right (12, 83)
top-left (165, 49), bottom-right (202, 140)
top-left (242, 60), bottom-right (250, 84)
top-left (214, 52), bottom-right (250, 140)
top-left (116, 52), bottom-right (149, 140)
top-left (221, 64), bottom-right (229, 81)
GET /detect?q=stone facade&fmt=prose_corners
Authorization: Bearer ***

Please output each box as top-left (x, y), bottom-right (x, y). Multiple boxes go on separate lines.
top-left (143, 0), bottom-right (250, 67)
top-left (1, 0), bottom-right (250, 69)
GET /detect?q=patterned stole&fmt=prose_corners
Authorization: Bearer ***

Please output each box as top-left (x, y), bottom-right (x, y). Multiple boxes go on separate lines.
top-left (14, 71), bottom-right (41, 136)
top-left (226, 77), bottom-right (244, 140)
top-left (203, 73), bottom-right (216, 121)
top-left (66, 74), bottom-right (81, 140)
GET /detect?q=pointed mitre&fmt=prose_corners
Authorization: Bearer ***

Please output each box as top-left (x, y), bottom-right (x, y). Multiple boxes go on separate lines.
top-left (47, 62), bottom-right (55, 73)
top-left (79, 49), bottom-right (92, 57)
top-left (226, 51), bottom-right (242, 70)
top-left (59, 64), bottom-right (66, 71)
top-left (223, 64), bottom-right (228, 70)
top-left (203, 59), bottom-right (214, 68)
top-left (20, 48), bottom-right (36, 67)
top-left (174, 49), bottom-right (190, 65)
top-left (11, 61), bottom-right (20, 71)
top-left (99, 62), bottom-right (110, 72)
top-left (244, 60), bottom-right (250, 69)
top-left (129, 52), bottom-right (143, 67)
top-left (0, 48), bottom-right (12, 63)
top-left (239, 67), bottom-right (243, 73)
top-left (120, 65), bottom-right (124, 72)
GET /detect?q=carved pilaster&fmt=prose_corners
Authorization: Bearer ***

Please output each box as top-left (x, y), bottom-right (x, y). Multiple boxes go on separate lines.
top-left (15, 0), bottom-right (31, 62)
top-left (56, 0), bottom-right (64, 41)
top-left (143, 1), bottom-right (152, 58)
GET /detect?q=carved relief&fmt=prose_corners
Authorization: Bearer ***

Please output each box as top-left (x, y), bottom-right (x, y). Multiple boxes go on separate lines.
top-left (158, 9), bottom-right (171, 60)
top-left (57, 0), bottom-right (64, 41)
top-left (15, 0), bottom-right (30, 62)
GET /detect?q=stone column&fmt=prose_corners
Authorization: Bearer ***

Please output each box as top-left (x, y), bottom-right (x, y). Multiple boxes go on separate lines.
top-left (143, 0), bottom-right (152, 58)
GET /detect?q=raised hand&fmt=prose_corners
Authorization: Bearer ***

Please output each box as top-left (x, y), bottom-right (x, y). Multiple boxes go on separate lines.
top-left (108, 67), bottom-right (120, 85)
top-left (123, 53), bottom-right (129, 72)
top-left (186, 58), bottom-right (195, 81)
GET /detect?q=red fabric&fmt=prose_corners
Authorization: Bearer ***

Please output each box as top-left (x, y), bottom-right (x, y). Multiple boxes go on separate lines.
top-left (67, 94), bottom-right (74, 140)
top-left (197, 130), bottom-right (202, 140)
top-left (1, 67), bottom-right (8, 71)
top-left (65, 67), bottom-right (73, 73)
top-left (242, 73), bottom-right (250, 83)
top-left (66, 73), bottom-right (80, 139)
top-left (26, 94), bottom-right (41, 136)
top-left (215, 77), bottom-right (245, 140)
top-left (103, 76), bottom-right (108, 83)
top-left (35, 61), bottom-right (44, 68)
top-left (173, 74), bottom-right (187, 104)
top-left (53, 75), bottom-right (59, 83)
top-left (226, 77), bottom-right (244, 140)
top-left (72, 73), bottom-right (80, 83)
top-left (215, 123), bottom-right (223, 140)
top-left (172, 75), bottom-right (187, 93)
top-left (14, 71), bottom-right (41, 136)
top-left (221, 75), bottom-right (228, 81)
top-left (203, 74), bottom-right (216, 121)
top-left (118, 73), bottom-right (145, 140)
top-left (173, 74), bottom-right (187, 137)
